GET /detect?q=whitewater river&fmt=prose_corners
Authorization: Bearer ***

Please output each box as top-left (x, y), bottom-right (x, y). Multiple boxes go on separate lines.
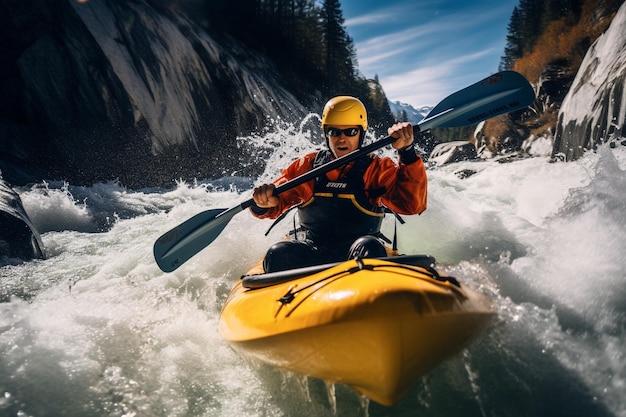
top-left (1, 127), bottom-right (625, 417)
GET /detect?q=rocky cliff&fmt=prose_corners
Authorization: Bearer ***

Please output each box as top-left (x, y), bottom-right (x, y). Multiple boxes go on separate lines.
top-left (553, 1), bottom-right (626, 160)
top-left (1, 0), bottom-right (309, 188)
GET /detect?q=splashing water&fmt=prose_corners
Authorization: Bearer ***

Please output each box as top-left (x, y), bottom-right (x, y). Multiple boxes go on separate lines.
top-left (1, 125), bottom-right (625, 417)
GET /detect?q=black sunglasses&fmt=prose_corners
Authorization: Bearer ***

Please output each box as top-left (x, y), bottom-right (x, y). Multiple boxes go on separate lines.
top-left (325, 127), bottom-right (361, 138)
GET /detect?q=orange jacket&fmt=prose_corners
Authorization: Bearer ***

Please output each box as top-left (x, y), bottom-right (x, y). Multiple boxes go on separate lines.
top-left (252, 151), bottom-right (427, 219)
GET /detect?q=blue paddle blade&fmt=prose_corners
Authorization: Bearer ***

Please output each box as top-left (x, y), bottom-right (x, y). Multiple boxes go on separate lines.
top-left (419, 71), bottom-right (535, 129)
top-left (154, 208), bottom-right (231, 272)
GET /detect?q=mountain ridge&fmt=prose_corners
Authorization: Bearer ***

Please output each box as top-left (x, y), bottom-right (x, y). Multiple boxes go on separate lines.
top-left (387, 100), bottom-right (431, 125)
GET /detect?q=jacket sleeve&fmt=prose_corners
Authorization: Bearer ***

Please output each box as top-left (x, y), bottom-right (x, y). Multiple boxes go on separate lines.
top-left (249, 153), bottom-right (317, 219)
top-left (365, 154), bottom-right (428, 215)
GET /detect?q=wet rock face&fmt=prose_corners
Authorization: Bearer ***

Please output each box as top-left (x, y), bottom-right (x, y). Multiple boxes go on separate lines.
top-left (0, 179), bottom-right (44, 262)
top-left (429, 141), bottom-right (477, 166)
top-left (553, 2), bottom-right (626, 161)
top-left (0, 0), bottom-right (308, 187)
top-left (536, 59), bottom-right (575, 110)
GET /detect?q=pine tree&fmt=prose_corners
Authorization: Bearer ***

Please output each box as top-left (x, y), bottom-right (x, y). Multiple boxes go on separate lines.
top-left (499, 0), bottom-right (586, 71)
top-left (518, 0), bottom-right (544, 54)
top-left (500, 6), bottom-right (524, 70)
top-left (320, 0), bottom-right (357, 93)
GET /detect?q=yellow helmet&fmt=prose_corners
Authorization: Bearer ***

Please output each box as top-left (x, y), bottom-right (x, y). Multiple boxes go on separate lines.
top-left (321, 96), bottom-right (368, 131)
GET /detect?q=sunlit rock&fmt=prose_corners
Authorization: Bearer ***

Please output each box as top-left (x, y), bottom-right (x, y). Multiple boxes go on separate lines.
top-left (553, 1), bottom-right (626, 161)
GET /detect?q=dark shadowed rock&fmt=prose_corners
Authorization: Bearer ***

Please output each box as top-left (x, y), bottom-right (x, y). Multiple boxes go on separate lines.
top-left (536, 59), bottom-right (575, 109)
top-left (0, 0), bottom-right (308, 188)
top-left (0, 178), bottom-right (45, 262)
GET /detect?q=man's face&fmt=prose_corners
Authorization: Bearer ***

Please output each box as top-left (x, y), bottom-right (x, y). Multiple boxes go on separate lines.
top-left (325, 125), bottom-right (361, 158)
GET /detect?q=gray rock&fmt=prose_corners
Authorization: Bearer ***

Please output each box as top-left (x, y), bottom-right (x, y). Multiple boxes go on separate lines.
top-left (0, 179), bottom-right (45, 262)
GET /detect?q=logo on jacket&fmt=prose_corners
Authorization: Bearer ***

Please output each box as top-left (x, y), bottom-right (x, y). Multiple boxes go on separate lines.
top-left (326, 182), bottom-right (348, 189)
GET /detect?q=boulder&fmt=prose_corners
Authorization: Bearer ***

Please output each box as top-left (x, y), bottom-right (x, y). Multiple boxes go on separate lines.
top-left (428, 141), bottom-right (477, 166)
top-left (0, 179), bottom-right (45, 261)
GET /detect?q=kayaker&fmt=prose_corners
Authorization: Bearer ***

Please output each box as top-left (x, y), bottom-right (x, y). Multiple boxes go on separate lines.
top-left (250, 96), bottom-right (427, 272)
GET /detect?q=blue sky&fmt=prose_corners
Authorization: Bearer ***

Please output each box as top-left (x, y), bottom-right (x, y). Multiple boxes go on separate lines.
top-left (339, 0), bottom-right (519, 108)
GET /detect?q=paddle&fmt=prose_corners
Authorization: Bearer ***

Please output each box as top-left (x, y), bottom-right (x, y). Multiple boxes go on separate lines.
top-left (154, 70), bottom-right (535, 272)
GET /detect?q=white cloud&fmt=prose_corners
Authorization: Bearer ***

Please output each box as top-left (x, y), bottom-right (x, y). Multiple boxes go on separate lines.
top-left (345, 11), bottom-right (395, 27)
top-left (345, 1), bottom-right (439, 27)
top-left (379, 48), bottom-right (497, 106)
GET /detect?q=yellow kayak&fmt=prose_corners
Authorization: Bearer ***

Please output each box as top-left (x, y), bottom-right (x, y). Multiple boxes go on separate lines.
top-left (219, 255), bottom-right (494, 406)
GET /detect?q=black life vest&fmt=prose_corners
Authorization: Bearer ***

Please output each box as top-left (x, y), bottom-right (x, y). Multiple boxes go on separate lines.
top-left (297, 150), bottom-right (385, 242)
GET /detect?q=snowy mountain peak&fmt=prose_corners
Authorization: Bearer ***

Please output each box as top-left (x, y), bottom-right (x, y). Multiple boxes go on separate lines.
top-left (388, 100), bottom-right (431, 124)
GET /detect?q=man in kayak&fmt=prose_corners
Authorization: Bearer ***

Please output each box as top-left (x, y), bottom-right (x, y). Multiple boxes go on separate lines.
top-left (250, 96), bottom-right (427, 273)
